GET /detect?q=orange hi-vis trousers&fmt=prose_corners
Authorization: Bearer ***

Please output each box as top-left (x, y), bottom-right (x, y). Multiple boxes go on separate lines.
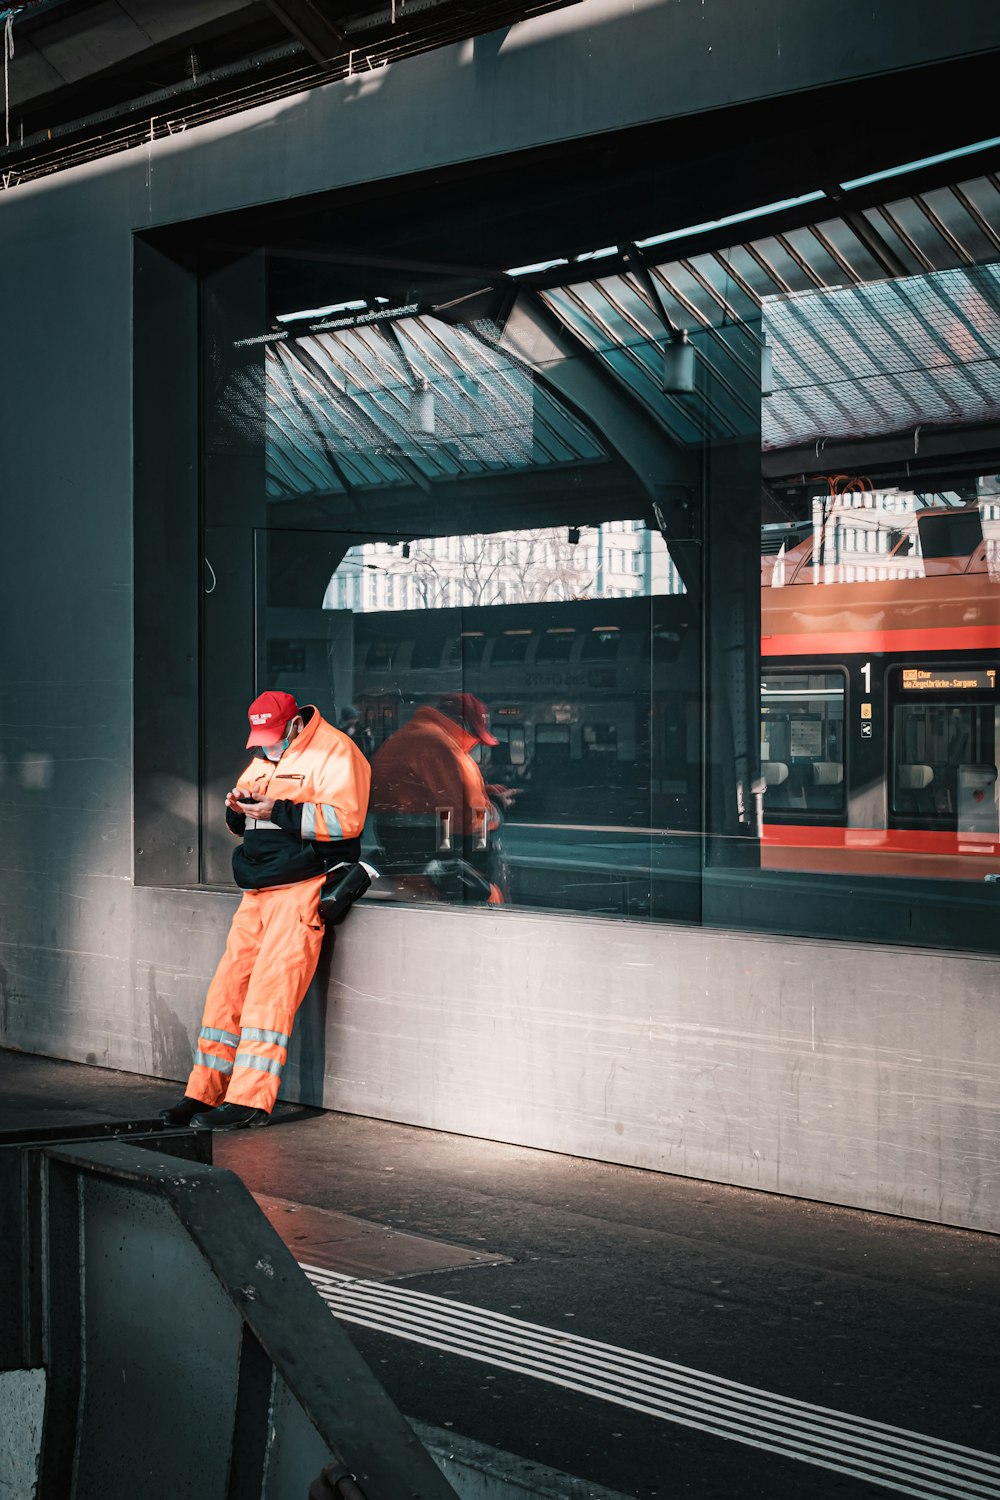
top-left (185, 874), bottom-right (326, 1113)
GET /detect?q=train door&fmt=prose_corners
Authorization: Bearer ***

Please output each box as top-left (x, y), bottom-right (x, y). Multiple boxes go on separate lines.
top-left (887, 663), bottom-right (1000, 843)
top-left (759, 668), bottom-right (848, 823)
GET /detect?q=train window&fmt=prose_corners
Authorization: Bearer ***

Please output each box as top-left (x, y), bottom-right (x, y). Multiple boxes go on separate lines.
top-left (642, 627), bottom-right (684, 663)
top-left (491, 725), bottom-right (526, 768)
top-left (462, 632), bottom-right (487, 665)
top-left (890, 685), bottom-right (999, 831)
top-left (582, 625), bottom-right (621, 661)
top-left (366, 639), bottom-right (401, 670)
top-left (410, 630), bottom-right (449, 669)
top-left (536, 628), bottom-right (576, 662)
top-left (492, 630), bottom-right (534, 664)
top-left (760, 671), bottom-right (846, 817)
top-left (584, 724), bottom-right (618, 755)
top-left (535, 724), bottom-right (571, 762)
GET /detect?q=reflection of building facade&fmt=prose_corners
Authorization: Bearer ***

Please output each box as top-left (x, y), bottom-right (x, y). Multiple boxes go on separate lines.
top-left (325, 521), bottom-right (686, 612)
top-left (766, 490), bottom-right (1000, 586)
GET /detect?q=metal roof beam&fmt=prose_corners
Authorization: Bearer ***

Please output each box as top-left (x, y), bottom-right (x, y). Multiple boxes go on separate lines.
top-left (262, 0), bottom-right (345, 65)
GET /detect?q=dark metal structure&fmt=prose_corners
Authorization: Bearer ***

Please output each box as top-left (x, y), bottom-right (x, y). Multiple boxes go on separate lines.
top-left (0, 0), bottom-right (582, 183)
top-left (2, 1128), bottom-right (460, 1500)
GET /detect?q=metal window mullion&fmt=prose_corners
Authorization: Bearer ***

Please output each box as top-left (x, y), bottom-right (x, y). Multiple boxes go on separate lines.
top-left (532, 391), bottom-right (606, 460)
top-left (279, 352), bottom-right (388, 482)
top-left (872, 204), bottom-right (937, 274)
top-left (410, 316), bottom-right (527, 435)
top-left (674, 258), bottom-right (759, 327)
top-left (399, 321), bottom-right (527, 468)
top-left (265, 410), bottom-right (329, 489)
top-left (803, 223), bottom-right (865, 285)
top-left (741, 242), bottom-right (794, 295)
top-left (339, 326), bottom-right (449, 461)
top-left (705, 248), bottom-right (774, 304)
top-left (655, 267), bottom-right (762, 400)
top-left (948, 183), bottom-right (1000, 255)
top-left (912, 194), bottom-right (976, 266)
top-left (274, 346), bottom-right (368, 493)
top-left (309, 330), bottom-right (412, 438)
top-left (302, 333), bottom-right (425, 475)
top-left (772, 234), bottom-right (828, 290)
top-left (538, 286), bottom-right (704, 441)
top-left (267, 401), bottom-right (346, 492)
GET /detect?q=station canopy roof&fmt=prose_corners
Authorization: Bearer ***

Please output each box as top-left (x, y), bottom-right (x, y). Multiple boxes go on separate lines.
top-left (252, 161), bottom-right (1000, 504)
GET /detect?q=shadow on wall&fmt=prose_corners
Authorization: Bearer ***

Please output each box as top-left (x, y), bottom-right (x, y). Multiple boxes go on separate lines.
top-left (147, 967), bottom-right (199, 1082)
top-left (281, 928), bottom-right (334, 1108)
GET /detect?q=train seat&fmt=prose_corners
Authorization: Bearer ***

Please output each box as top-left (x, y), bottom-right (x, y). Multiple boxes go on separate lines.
top-left (897, 763), bottom-right (934, 791)
top-left (895, 762), bottom-right (937, 818)
top-left (812, 762), bottom-right (844, 785)
top-left (762, 761), bottom-right (796, 809)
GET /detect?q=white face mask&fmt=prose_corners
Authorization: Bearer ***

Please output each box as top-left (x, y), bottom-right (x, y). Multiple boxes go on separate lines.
top-left (257, 716), bottom-right (302, 761)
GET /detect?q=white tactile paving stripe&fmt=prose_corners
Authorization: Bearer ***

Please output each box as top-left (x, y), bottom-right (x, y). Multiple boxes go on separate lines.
top-left (301, 1263), bottom-right (1000, 1500)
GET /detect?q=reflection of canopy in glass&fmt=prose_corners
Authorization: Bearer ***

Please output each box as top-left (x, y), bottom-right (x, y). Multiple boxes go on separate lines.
top-left (258, 166), bottom-right (1000, 497)
top-left (762, 263), bottom-right (1000, 449)
top-left (264, 317), bottom-right (607, 497)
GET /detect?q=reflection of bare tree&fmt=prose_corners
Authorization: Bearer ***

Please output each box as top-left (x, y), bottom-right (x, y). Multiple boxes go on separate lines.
top-left (398, 529), bottom-right (597, 607)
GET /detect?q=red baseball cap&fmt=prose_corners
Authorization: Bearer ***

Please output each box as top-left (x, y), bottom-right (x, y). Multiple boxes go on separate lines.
top-left (438, 691), bottom-right (499, 746)
top-left (246, 690), bottom-right (300, 748)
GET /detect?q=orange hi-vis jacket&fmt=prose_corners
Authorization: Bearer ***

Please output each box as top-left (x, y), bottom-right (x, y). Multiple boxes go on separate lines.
top-left (231, 705), bottom-right (371, 890)
top-left (371, 705), bottom-right (494, 837)
top-left (186, 706), bottom-right (370, 1115)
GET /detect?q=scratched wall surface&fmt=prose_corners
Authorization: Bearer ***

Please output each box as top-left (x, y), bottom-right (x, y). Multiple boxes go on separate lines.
top-left (2, 0), bottom-right (1000, 1232)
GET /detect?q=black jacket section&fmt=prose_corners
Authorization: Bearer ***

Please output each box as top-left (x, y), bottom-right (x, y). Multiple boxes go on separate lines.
top-left (232, 826), bottom-right (361, 890)
top-left (268, 798), bottom-right (303, 835)
top-left (225, 797), bottom-right (299, 838)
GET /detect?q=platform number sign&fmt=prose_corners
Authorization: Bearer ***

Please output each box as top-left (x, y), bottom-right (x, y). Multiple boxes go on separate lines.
top-left (860, 660), bottom-right (873, 738)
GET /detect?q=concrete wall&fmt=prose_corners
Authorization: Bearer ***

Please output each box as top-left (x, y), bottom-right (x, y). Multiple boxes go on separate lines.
top-left (4, 889), bottom-right (996, 1233)
top-left (1, 0), bottom-right (999, 1232)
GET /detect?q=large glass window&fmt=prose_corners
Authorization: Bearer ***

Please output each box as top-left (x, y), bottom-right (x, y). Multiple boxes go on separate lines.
top-left (191, 149), bottom-right (1000, 953)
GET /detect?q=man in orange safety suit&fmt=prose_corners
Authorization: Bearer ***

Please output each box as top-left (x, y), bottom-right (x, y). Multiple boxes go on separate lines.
top-left (372, 691), bottom-right (513, 904)
top-left (160, 690), bottom-right (371, 1130)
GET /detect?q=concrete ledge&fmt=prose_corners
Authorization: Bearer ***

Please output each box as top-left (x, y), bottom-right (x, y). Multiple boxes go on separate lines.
top-left (414, 1419), bottom-right (633, 1500)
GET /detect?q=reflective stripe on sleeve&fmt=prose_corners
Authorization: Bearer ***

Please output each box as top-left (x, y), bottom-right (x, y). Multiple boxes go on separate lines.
top-left (194, 1050), bottom-right (234, 1074)
top-left (199, 1027), bottom-right (240, 1048)
top-left (301, 802), bottom-right (344, 839)
top-left (320, 804), bottom-right (344, 837)
top-left (240, 1027), bottom-right (289, 1048)
top-left (233, 1052), bottom-right (284, 1077)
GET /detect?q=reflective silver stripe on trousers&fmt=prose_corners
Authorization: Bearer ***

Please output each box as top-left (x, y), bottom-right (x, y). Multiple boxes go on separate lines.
top-left (194, 1050), bottom-right (234, 1074)
top-left (233, 1052), bottom-right (284, 1077)
top-left (241, 1027), bottom-right (289, 1048)
top-left (301, 803), bottom-right (344, 839)
top-left (199, 1027), bottom-right (240, 1048)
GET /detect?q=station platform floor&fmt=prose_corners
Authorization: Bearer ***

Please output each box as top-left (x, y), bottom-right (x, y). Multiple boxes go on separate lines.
top-left (4, 1046), bottom-right (999, 1500)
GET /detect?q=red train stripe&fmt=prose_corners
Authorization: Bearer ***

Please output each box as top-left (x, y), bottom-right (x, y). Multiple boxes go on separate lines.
top-left (760, 625), bottom-right (1000, 657)
top-left (763, 824), bottom-right (1000, 856)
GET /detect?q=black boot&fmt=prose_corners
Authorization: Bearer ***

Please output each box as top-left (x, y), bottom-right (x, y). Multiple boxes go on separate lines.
top-left (190, 1102), bottom-right (270, 1131)
top-left (158, 1095), bottom-right (208, 1127)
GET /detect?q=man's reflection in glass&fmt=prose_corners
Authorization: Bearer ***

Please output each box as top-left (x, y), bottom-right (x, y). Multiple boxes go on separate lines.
top-left (371, 692), bottom-right (516, 904)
